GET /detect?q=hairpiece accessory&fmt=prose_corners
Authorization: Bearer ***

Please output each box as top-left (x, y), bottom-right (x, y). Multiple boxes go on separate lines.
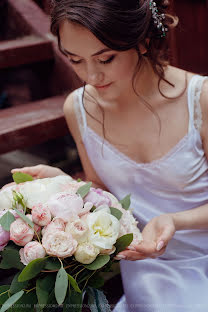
top-left (149, 0), bottom-right (168, 37)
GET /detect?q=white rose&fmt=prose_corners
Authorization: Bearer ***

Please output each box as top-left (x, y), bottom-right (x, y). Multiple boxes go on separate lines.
top-left (74, 242), bottom-right (100, 264)
top-left (65, 219), bottom-right (89, 243)
top-left (86, 210), bottom-right (120, 249)
top-left (19, 241), bottom-right (46, 265)
top-left (42, 231), bottom-right (77, 258)
top-left (0, 176), bottom-right (73, 210)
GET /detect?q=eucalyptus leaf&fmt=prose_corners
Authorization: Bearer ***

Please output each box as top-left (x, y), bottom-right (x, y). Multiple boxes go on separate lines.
top-left (13, 208), bottom-right (34, 228)
top-left (18, 257), bottom-right (47, 282)
top-left (10, 272), bottom-right (28, 294)
top-left (114, 233), bottom-right (133, 255)
top-left (11, 290), bottom-right (37, 312)
top-left (55, 268), bottom-right (68, 305)
top-left (67, 274), bottom-right (81, 293)
top-left (36, 275), bottom-right (55, 309)
top-left (0, 290), bottom-right (24, 312)
top-left (0, 211), bottom-right (15, 232)
top-left (88, 274), bottom-right (105, 289)
top-left (69, 290), bottom-right (83, 312)
top-left (12, 172), bottom-right (33, 184)
top-left (119, 194), bottom-right (131, 210)
top-left (76, 182), bottom-right (92, 198)
top-left (44, 258), bottom-right (61, 270)
top-left (0, 245), bottom-right (24, 270)
top-left (84, 255), bottom-right (110, 271)
top-left (0, 285), bottom-right (10, 306)
top-left (110, 207), bottom-right (122, 220)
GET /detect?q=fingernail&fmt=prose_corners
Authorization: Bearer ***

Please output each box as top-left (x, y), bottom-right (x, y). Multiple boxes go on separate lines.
top-left (128, 246), bottom-right (136, 251)
top-left (156, 241), bottom-right (164, 251)
top-left (115, 255), bottom-right (126, 259)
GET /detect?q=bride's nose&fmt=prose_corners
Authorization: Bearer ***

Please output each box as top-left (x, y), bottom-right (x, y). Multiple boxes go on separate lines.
top-left (87, 65), bottom-right (104, 85)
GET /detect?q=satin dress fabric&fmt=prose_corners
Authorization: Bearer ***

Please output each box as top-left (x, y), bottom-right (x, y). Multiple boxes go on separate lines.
top-left (73, 75), bottom-right (208, 311)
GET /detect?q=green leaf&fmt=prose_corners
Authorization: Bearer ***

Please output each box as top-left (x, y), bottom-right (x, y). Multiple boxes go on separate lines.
top-left (0, 290), bottom-right (24, 312)
top-left (44, 258), bottom-right (61, 271)
top-left (12, 172), bottom-right (33, 184)
top-left (84, 255), bottom-right (110, 271)
top-left (76, 182), bottom-right (92, 198)
top-left (18, 257), bottom-right (47, 282)
top-left (69, 290), bottom-right (83, 312)
top-left (0, 211), bottom-right (15, 232)
top-left (0, 286), bottom-right (10, 306)
top-left (110, 207), bottom-right (123, 220)
top-left (119, 194), bottom-right (131, 210)
top-left (36, 275), bottom-right (55, 309)
top-left (114, 233), bottom-right (133, 255)
top-left (77, 178), bottom-right (82, 182)
top-left (67, 274), bottom-right (81, 293)
top-left (0, 245), bottom-right (24, 270)
top-left (88, 274), bottom-right (105, 288)
top-left (11, 290), bottom-right (37, 312)
top-left (55, 268), bottom-right (68, 305)
top-left (13, 208), bottom-right (34, 229)
top-left (10, 272), bottom-right (28, 294)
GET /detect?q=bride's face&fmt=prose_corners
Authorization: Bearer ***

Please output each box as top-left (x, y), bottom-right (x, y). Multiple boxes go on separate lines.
top-left (59, 20), bottom-right (140, 100)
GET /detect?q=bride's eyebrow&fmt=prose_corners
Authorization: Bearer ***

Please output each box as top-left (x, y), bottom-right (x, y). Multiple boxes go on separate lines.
top-left (62, 47), bottom-right (112, 57)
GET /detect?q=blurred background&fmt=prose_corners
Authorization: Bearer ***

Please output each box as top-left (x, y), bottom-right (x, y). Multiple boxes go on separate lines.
top-left (0, 0), bottom-right (208, 189)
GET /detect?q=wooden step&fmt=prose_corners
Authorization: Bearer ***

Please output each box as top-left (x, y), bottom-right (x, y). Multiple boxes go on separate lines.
top-left (0, 95), bottom-right (69, 154)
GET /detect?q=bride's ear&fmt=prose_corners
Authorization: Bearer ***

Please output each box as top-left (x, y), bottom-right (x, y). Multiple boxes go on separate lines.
top-left (138, 39), bottom-right (150, 55)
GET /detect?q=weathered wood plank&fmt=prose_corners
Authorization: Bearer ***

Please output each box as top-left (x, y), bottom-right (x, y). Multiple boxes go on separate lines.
top-left (0, 36), bottom-right (53, 69)
top-left (0, 95), bottom-right (69, 154)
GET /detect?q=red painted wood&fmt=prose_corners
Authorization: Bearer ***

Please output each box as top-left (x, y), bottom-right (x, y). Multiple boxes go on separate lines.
top-left (8, 0), bottom-right (50, 37)
top-left (0, 36), bottom-right (53, 69)
top-left (171, 0), bottom-right (208, 75)
top-left (0, 95), bottom-right (69, 154)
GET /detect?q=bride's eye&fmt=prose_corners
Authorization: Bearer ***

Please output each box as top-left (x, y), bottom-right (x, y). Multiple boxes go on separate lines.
top-left (69, 59), bottom-right (82, 64)
top-left (99, 55), bottom-right (115, 64)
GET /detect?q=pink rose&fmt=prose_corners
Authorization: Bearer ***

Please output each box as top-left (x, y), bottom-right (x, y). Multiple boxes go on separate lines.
top-left (10, 218), bottom-right (34, 246)
top-left (32, 203), bottom-right (51, 226)
top-left (19, 241), bottom-right (46, 265)
top-left (84, 188), bottom-right (111, 207)
top-left (42, 217), bottom-right (65, 236)
top-left (46, 192), bottom-right (84, 222)
top-left (65, 218), bottom-right (89, 243)
top-left (42, 231), bottom-right (77, 258)
top-left (0, 226), bottom-right (10, 251)
top-left (25, 214), bottom-right (41, 238)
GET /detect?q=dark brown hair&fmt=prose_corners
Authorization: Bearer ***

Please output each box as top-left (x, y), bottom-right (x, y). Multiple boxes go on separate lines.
top-left (50, 0), bottom-right (183, 140)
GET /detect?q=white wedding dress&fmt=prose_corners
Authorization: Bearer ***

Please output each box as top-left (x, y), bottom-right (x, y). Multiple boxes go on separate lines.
top-left (74, 75), bottom-right (208, 311)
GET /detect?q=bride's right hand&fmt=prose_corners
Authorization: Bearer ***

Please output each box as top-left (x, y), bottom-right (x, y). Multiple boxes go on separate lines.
top-left (11, 164), bottom-right (68, 179)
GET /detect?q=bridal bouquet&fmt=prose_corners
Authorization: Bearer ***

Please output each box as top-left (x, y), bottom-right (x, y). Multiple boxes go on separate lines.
top-left (0, 173), bottom-right (142, 312)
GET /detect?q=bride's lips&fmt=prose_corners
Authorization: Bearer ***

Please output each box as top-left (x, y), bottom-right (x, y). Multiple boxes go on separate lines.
top-left (94, 82), bottom-right (112, 89)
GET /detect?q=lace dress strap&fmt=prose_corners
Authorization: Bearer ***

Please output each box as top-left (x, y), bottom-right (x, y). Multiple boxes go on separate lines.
top-left (188, 75), bottom-right (208, 132)
top-left (73, 87), bottom-right (87, 140)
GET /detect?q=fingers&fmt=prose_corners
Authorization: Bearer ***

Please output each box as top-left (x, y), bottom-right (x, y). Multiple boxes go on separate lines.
top-left (11, 165), bottom-right (42, 178)
top-left (156, 225), bottom-right (175, 250)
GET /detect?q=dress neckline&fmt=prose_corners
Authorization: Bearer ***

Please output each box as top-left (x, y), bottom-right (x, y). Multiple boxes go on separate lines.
top-left (81, 74), bottom-right (200, 168)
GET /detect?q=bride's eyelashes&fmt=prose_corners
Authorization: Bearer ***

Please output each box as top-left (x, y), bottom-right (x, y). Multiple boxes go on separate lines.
top-left (69, 55), bottom-right (116, 65)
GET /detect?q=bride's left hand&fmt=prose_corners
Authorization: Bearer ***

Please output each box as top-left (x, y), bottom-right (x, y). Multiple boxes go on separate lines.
top-left (114, 213), bottom-right (176, 261)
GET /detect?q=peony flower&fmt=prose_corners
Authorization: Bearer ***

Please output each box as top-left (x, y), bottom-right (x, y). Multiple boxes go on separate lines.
top-left (10, 218), bottom-right (34, 246)
top-left (65, 218), bottom-right (89, 243)
top-left (60, 180), bottom-right (87, 193)
top-left (0, 225), bottom-right (10, 251)
top-left (32, 203), bottom-right (51, 226)
top-left (0, 175), bottom-right (74, 210)
top-left (100, 246), bottom-right (116, 255)
top-left (42, 217), bottom-right (65, 236)
top-left (74, 242), bottom-right (100, 264)
top-left (86, 210), bottom-right (120, 249)
top-left (42, 231), bottom-right (77, 258)
top-left (46, 192), bottom-right (84, 222)
top-left (84, 188), bottom-right (111, 208)
top-left (19, 241), bottom-right (46, 265)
